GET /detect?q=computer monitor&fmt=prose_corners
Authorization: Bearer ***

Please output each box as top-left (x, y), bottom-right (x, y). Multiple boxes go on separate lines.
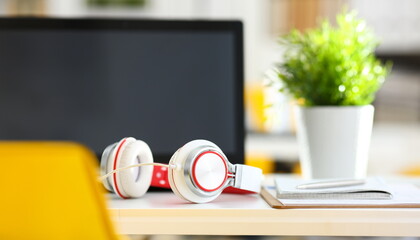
top-left (0, 18), bottom-right (244, 164)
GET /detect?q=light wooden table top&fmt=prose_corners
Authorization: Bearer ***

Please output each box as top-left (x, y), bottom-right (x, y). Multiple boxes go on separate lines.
top-left (108, 183), bottom-right (420, 236)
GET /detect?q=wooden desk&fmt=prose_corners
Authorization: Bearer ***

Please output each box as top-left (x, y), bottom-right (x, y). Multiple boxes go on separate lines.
top-left (108, 190), bottom-right (420, 236)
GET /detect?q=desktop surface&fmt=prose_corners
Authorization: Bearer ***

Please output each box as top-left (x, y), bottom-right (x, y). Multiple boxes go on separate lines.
top-left (108, 192), bottom-right (420, 236)
top-left (108, 175), bottom-right (420, 236)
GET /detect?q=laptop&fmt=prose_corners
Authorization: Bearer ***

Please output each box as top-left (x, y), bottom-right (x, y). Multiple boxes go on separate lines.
top-left (0, 18), bottom-right (244, 164)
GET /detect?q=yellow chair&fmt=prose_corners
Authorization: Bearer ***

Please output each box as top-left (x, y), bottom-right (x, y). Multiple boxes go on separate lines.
top-left (0, 142), bottom-right (121, 240)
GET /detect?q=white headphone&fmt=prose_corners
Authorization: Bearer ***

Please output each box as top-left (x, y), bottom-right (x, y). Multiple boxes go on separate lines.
top-left (100, 137), bottom-right (263, 203)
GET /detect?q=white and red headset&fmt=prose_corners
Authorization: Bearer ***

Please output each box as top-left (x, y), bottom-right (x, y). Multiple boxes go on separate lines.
top-left (99, 137), bottom-right (263, 203)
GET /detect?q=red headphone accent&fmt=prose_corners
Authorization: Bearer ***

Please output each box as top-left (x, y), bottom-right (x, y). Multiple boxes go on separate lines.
top-left (150, 166), bottom-right (255, 194)
top-left (112, 138), bottom-right (129, 199)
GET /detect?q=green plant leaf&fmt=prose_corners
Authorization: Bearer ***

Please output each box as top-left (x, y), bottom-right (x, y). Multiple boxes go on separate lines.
top-left (275, 10), bottom-right (391, 106)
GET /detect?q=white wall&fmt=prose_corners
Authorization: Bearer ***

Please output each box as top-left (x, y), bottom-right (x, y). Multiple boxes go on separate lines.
top-left (351, 0), bottom-right (420, 54)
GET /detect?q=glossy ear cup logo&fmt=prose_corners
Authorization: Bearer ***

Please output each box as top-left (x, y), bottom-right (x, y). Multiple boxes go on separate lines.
top-left (100, 137), bottom-right (263, 203)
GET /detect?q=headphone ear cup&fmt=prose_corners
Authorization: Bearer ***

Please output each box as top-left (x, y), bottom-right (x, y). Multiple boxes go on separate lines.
top-left (100, 142), bottom-right (117, 192)
top-left (104, 137), bottom-right (154, 199)
top-left (168, 140), bottom-right (226, 203)
top-left (116, 139), bottom-right (154, 198)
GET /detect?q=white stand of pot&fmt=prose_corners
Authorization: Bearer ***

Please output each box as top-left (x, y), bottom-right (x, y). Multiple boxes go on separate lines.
top-left (295, 105), bottom-right (374, 179)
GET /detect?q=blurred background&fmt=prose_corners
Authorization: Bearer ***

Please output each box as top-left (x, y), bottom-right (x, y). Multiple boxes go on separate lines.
top-left (1, 1), bottom-right (419, 240)
top-left (0, 0), bottom-right (419, 178)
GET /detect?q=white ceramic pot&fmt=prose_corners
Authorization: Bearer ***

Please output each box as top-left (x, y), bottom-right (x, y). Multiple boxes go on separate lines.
top-left (295, 105), bottom-right (374, 179)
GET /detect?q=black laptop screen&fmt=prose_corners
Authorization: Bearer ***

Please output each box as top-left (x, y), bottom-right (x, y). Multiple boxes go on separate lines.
top-left (0, 19), bottom-right (244, 163)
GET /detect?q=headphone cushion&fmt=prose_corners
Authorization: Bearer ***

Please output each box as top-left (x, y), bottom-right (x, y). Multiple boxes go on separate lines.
top-left (110, 138), bottom-right (154, 198)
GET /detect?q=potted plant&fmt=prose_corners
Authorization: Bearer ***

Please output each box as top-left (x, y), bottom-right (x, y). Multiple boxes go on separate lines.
top-left (275, 11), bottom-right (391, 179)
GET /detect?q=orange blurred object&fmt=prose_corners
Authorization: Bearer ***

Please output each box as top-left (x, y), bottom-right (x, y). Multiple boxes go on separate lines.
top-left (0, 141), bottom-right (121, 240)
top-left (245, 81), bottom-right (267, 132)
